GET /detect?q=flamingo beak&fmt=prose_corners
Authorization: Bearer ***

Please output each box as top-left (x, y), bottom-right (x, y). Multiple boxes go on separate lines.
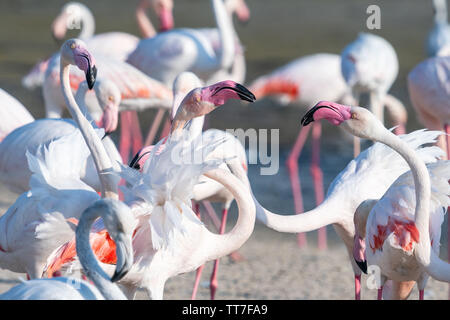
top-left (86, 64), bottom-right (97, 90)
top-left (111, 235), bottom-right (133, 283)
top-left (211, 83), bottom-right (256, 103)
top-left (355, 259), bottom-right (368, 274)
top-left (301, 101), bottom-right (351, 126)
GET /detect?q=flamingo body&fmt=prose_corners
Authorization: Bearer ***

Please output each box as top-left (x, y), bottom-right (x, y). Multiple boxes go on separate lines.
top-left (0, 89), bottom-right (34, 141)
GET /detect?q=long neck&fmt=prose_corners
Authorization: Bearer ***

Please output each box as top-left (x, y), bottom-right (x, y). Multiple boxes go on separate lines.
top-left (78, 5), bottom-right (95, 39)
top-left (226, 158), bottom-right (340, 233)
top-left (136, 1), bottom-right (156, 38)
top-left (229, 49), bottom-right (246, 83)
top-left (60, 61), bottom-right (118, 200)
top-left (200, 167), bottom-right (255, 261)
top-left (76, 207), bottom-right (126, 300)
top-left (373, 129), bottom-right (431, 234)
top-left (212, 0), bottom-right (235, 70)
top-left (74, 84), bottom-right (98, 123)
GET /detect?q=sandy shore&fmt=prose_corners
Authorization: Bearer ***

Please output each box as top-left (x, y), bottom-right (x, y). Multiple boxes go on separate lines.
top-left (0, 182), bottom-right (448, 300)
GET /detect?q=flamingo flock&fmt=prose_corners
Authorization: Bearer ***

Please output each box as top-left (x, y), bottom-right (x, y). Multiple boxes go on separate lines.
top-left (0, 0), bottom-right (449, 301)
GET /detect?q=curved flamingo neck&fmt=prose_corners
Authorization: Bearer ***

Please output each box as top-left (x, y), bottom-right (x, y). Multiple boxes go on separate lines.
top-left (60, 60), bottom-right (118, 200)
top-left (136, 1), bottom-right (157, 38)
top-left (371, 129), bottom-right (431, 235)
top-left (200, 167), bottom-right (255, 262)
top-left (212, 0), bottom-right (235, 70)
top-left (76, 4), bottom-right (95, 40)
top-left (76, 205), bottom-right (126, 300)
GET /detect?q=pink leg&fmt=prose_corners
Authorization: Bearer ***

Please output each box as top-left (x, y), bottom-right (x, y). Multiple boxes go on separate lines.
top-left (144, 109), bottom-right (165, 146)
top-left (310, 122), bottom-right (327, 250)
top-left (419, 289), bottom-right (424, 300)
top-left (210, 208), bottom-right (228, 300)
top-left (26, 274), bottom-right (30, 281)
top-left (119, 111), bottom-right (132, 164)
top-left (355, 274), bottom-right (361, 300)
top-left (377, 286), bottom-right (383, 300)
top-left (445, 124), bottom-right (450, 299)
top-left (353, 136), bottom-right (360, 158)
top-left (286, 126), bottom-right (311, 248)
top-left (191, 203), bottom-right (204, 300)
top-left (129, 111), bottom-right (143, 156)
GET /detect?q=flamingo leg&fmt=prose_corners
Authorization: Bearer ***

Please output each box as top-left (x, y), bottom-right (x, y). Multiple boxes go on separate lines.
top-left (355, 274), bottom-right (361, 300)
top-left (310, 121), bottom-right (327, 250)
top-left (191, 202), bottom-right (204, 300)
top-left (377, 286), bottom-right (383, 300)
top-left (210, 208), bottom-right (228, 300)
top-left (445, 124), bottom-right (450, 299)
top-left (419, 289), bottom-right (424, 300)
top-left (144, 109), bottom-right (165, 146)
top-left (286, 125), bottom-right (311, 248)
top-left (129, 111), bottom-right (143, 156)
top-left (353, 136), bottom-right (360, 158)
top-left (119, 111), bottom-right (132, 164)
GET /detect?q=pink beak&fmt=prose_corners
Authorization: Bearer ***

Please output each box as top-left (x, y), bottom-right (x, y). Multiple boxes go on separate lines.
top-left (97, 102), bottom-right (119, 134)
top-left (159, 7), bottom-right (174, 32)
top-left (302, 101), bottom-right (352, 126)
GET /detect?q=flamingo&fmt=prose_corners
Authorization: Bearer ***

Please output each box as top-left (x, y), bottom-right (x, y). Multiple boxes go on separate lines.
top-left (341, 33), bottom-right (401, 157)
top-left (0, 38), bottom-right (125, 280)
top-left (42, 51), bottom-right (173, 163)
top-left (0, 79), bottom-right (122, 194)
top-left (45, 76), bottom-right (256, 300)
top-left (241, 120), bottom-right (443, 300)
top-left (0, 199), bottom-right (135, 300)
top-left (249, 53), bottom-right (408, 249)
top-left (426, 0), bottom-right (450, 57)
top-left (128, 72), bottom-right (252, 299)
top-left (127, 0), bottom-right (236, 87)
top-left (0, 88), bottom-right (34, 142)
top-left (407, 53), bottom-right (450, 296)
top-left (303, 100), bottom-right (450, 299)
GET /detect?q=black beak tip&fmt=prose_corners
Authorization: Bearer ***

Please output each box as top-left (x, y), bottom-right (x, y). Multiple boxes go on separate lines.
top-left (235, 83), bottom-right (256, 103)
top-left (86, 65), bottom-right (97, 90)
top-left (355, 259), bottom-right (368, 274)
top-left (111, 267), bottom-right (129, 283)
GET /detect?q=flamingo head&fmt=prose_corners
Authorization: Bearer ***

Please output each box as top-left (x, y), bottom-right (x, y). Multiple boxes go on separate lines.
top-left (302, 101), bottom-right (385, 141)
top-left (51, 2), bottom-right (87, 42)
top-left (61, 39), bottom-right (97, 89)
top-left (225, 0), bottom-right (251, 24)
top-left (89, 199), bottom-right (136, 282)
top-left (149, 0), bottom-right (174, 32)
top-left (170, 80), bottom-right (255, 134)
top-left (94, 79), bottom-right (121, 133)
top-left (129, 144), bottom-right (166, 171)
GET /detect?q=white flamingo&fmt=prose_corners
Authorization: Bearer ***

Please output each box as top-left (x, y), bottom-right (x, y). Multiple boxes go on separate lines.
top-left (249, 53), bottom-right (407, 249)
top-left (242, 120), bottom-right (444, 300)
top-left (0, 79), bottom-right (122, 194)
top-left (303, 100), bottom-right (450, 299)
top-left (127, 0), bottom-right (236, 87)
top-left (0, 199), bottom-right (135, 300)
top-left (341, 33), bottom-right (400, 157)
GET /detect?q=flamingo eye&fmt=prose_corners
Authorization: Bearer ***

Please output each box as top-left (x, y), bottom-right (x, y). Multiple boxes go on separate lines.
top-left (108, 96), bottom-right (114, 102)
top-left (70, 42), bottom-right (76, 49)
top-left (351, 113), bottom-right (357, 120)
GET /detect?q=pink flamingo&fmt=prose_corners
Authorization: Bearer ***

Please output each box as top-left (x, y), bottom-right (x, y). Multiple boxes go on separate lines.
top-left (304, 101), bottom-right (450, 299)
top-left (249, 53), bottom-right (407, 249)
top-left (407, 53), bottom-right (450, 296)
top-left (42, 52), bottom-right (173, 164)
top-left (45, 76), bottom-right (256, 300)
top-left (0, 79), bottom-right (122, 195)
top-left (129, 72), bottom-right (252, 299)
